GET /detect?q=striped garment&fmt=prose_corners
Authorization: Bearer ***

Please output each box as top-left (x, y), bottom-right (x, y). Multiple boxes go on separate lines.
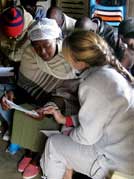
top-left (18, 71), bottom-right (62, 101)
top-left (18, 45), bottom-right (80, 114)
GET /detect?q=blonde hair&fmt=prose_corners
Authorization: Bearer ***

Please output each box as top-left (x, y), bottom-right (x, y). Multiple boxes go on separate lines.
top-left (63, 30), bottom-right (134, 83)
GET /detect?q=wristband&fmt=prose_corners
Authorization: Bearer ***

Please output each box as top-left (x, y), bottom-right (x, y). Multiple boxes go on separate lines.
top-left (65, 116), bottom-right (73, 127)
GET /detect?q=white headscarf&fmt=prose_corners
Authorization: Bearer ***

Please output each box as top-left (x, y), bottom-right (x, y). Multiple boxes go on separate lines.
top-left (28, 18), bottom-right (62, 41)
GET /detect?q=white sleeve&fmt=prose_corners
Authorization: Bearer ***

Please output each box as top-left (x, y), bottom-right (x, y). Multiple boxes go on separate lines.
top-left (70, 86), bottom-right (111, 145)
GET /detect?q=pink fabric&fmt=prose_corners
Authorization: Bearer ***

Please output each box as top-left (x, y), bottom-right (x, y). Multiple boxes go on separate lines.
top-left (23, 164), bottom-right (40, 179)
top-left (18, 157), bottom-right (32, 172)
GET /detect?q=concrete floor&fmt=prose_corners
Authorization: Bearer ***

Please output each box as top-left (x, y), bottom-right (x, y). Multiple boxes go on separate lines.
top-left (2, 136), bottom-right (133, 179)
top-left (0, 138), bottom-right (41, 179)
top-left (0, 137), bottom-right (90, 179)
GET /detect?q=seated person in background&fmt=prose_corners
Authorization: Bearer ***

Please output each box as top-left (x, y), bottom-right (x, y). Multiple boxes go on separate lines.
top-left (117, 44), bottom-right (134, 72)
top-left (0, 5), bottom-right (33, 63)
top-left (0, 0), bottom-right (17, 12)
top-left (46, 6), bottom-right (76, 39)
top-left (75, 16), bottom-right (117, 55)
top-left (118, 17), bottom-right (134, 53)
top-left (1, 18), bottom-right (80, 179)
top-left (20, 0), bottom-right (46, 20)
top-left (40, 30), bottom-right (134, 179)
top-left (0, 5), bottom-right (33, 140)
top-left (75, 16), bottom-right (97, 31)
top-left (118, 17), bottom-right (134, 75)
top-left (0, 0), bottom-right (8, 12)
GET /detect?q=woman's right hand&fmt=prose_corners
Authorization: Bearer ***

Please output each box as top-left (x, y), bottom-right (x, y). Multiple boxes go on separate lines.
top-left (1, 91), bottom-right (14, 110)
top-left (43, 106), bottom-right (66, 124)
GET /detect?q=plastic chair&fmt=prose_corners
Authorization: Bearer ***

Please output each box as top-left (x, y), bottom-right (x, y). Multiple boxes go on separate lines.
top-left (89, 0), bottom-right (126, 26)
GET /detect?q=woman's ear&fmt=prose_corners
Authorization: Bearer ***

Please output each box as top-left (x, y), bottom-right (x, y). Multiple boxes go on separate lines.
top-left (75, 61), bottom-right (89, 71)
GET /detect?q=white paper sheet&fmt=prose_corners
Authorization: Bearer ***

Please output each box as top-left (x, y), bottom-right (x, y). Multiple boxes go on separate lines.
top-left (5, 99), bottom-right (39, 117)
top-left (0, 67), bottom-right (14, 76)
top-left (40, 130), bottom-right (60, 137)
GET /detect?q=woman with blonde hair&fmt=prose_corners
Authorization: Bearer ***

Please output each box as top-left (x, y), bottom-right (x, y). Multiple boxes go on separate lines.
top-left (40, 31), bottom-right (134, 179)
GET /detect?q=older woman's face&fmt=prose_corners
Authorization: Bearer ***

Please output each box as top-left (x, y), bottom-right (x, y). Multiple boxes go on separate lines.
top-left (32, 39), bottom-right (56, 61)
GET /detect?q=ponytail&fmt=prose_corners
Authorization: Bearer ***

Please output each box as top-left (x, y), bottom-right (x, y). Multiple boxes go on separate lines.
top-left (108, 55), bottom-right (134, 83)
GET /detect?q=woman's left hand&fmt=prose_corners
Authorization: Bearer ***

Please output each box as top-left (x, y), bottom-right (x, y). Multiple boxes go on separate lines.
top-left (25, 107), bottom-right (45, 120)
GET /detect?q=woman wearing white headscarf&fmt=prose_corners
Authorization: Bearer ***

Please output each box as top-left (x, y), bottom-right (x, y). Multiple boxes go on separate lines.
top-left (1, 18), bottom-right (80, 179)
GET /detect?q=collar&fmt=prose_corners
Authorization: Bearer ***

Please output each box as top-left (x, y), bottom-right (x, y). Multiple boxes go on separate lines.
top-left (79, 65), bottom-right (110, 81)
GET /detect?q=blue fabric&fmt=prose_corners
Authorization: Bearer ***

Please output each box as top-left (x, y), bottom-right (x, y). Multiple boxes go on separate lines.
top-left (8, 143), bottom-right (21, 155)
top-left (0, 105), bottom-right (13, 125)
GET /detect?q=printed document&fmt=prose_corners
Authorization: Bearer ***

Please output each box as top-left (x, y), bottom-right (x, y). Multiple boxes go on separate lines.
top-left (0, 67), bottom-right (14, 76)
top-left (40, 130), bottom-right (60, 137)
top-left (5, 99), bottom-right (39, 117)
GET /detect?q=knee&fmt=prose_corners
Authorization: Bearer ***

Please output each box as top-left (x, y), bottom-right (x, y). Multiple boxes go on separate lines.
top-left (45, 135), bottom-right (61, 159)
top-left (45, 135), bottom-right (57, 152)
